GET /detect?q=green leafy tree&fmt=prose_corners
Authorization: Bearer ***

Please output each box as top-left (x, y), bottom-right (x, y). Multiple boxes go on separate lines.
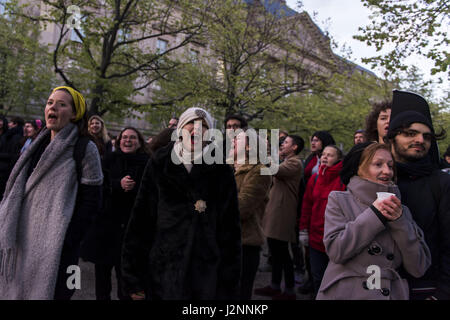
top-left (354, 0), bottom-right (449, 76)
top-left (395, 65), bottom-right (450, 154)
top-left (150, 0), bottom-right (339, 126)
top-left (16, 0), bottom-right (211, 117)
top-left (253, 71), bottom-right (394, 153)
top-left (0, 0), bottom-right (53, 115)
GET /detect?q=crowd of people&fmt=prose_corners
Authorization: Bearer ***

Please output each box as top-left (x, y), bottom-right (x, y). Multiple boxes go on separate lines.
top-left (0, 86), bottom-right (449, 301)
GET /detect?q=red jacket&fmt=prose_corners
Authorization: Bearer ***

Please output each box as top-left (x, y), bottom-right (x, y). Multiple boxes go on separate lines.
top-left (299, 161), bottom-right (345, 252)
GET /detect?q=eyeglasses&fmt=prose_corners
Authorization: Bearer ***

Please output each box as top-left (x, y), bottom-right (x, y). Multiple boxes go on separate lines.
top-left (398, 129), bottom-right (435, 141)
top-left (122, 135), bottom-right (138, 140)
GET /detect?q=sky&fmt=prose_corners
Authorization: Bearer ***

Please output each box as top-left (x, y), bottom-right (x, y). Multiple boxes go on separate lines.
top-left (285, 0), bottom-right (449, 98)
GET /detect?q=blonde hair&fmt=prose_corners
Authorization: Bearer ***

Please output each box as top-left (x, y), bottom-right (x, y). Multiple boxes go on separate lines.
top-left (357, 143), bottom-right (396, 181)
top-left (88, 115), bottom-right (110, 143)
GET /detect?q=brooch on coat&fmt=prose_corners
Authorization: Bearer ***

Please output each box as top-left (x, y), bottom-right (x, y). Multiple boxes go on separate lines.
top-left (194, 199), bottom-right (207, 213)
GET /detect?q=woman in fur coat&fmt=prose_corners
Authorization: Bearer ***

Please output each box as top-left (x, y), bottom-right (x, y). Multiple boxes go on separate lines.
top-left (121, 107), bottom-right (242, 300)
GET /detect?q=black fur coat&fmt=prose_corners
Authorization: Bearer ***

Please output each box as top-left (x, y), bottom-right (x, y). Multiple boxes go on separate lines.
top-left (121, 142), bottom-right (242, 300)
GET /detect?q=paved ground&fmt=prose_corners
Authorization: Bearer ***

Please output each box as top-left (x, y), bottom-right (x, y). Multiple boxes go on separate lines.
top-left (72, 250), bottom-right (313, 300)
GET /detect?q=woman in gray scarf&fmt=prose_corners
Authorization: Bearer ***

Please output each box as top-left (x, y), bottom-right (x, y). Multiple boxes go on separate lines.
top-left (0, 86), bottom-right (103, 300)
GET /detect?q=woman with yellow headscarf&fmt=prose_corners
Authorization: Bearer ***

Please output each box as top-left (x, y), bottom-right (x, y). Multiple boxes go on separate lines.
top-left (0, 86), bottom-right (104, 300)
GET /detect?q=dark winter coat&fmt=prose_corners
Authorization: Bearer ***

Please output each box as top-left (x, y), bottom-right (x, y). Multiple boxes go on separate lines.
top-left (80, 151), bottom-right (149, 265)
top-left (299, 161), bottom-right (345, 252)
top-left (396, 167), bottom-right (450, 300)
top-left (121, 142), bottom-right (242, 300)
top-left (304, 154), bottom-right (319, 183)
top-left (0, 125), bottom-right (24, 199)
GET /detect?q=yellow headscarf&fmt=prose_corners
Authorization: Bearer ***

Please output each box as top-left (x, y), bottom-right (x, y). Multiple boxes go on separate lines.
top-left (52, 86), bottom-right (86, 122)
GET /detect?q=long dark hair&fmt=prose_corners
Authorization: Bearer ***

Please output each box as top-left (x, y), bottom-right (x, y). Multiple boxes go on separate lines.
top-left (116, 127), bottom-right (149, 154)
top-left (365, 100), bottom-right (392, 142)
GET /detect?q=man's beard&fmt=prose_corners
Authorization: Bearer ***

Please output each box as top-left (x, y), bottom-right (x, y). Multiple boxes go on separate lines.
top-left (393, 140), bottom-right (428, 163)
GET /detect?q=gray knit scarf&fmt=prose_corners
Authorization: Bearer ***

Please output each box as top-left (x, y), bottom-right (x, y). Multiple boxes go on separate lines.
top-left (0, 123), bottom-right (80, 299)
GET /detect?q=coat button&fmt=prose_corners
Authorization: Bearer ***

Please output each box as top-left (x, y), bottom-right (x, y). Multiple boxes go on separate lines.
top-left (381, 288), bottom-right (390, 296)
top-left (387, 253), bottom-right (394, 260)
top-left (371, 245), bottom-right (381, 254)
top-left (362, 281), bottom-right (369, 290)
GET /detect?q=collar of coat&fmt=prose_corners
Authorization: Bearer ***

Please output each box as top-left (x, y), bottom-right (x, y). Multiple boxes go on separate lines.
top-left (151, 141), bottom-right (230, 202)
top-left (347, 176), bottom-right (401, 206)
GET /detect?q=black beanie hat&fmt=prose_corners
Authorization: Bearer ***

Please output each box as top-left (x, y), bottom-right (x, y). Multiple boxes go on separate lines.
top-left (388, 90), bottom-right (434, 136)
top-left (387, 110), bottom-right (433, 139)
top-left (340, 141), bottom-right (375, 185)
top-left (388, 89), bottom-right (440, 166)
top-left (312, 131), bottom-right (336, 150)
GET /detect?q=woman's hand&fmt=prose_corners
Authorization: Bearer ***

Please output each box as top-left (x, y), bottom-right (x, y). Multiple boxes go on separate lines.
top-left (373, 196), bottom-right (403, 221)
top-left (121, 175), bottom-right (136, 192)
top-left (130, 291), bottom-right (145, 300)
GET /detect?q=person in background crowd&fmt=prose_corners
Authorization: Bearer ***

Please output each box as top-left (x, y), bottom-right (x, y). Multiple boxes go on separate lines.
top-left (224, 114), bottom-right (248, 163)
top-left (233, 130), bottom-right (272, 300)
top-left (365, 100), bottom-right (392, 144)
top-left (121, 107), bottom-right (241, 300)
top-left (440, 145), bottom-right (450, 172)
top-left (0, 116), bottom-right (24, 201)
top-left (225, 114), bottom-right (248, 131)
top-left (0, 86), bottom-right (103, 299)
top-left (299, 145), bottom-right (345, 297)
top-left (444, 146), bottom-right (450, 165)
top-left (81, 127), bottom-right (149, 300)
top-left (354, 129), bottom-right (367, 145)
top-left (254, 135), bottom-right (304, 300)
top-left (88, 115), bottom-right (113, 158)
top-left (303, 131), bottom-right (336, 183)
top-left (279, 130), bottom-right (288, 146)
top-left (7, 116), bottom-right (25, 130)
top-left (147, 128), bottom-right (175, 154)
top-left (20, 120), bottom-right (43, 154)
top-left (386, 90), bottom-right (450, 300)
top-left (298, 131), bottom-right (335, 294)
top-left (168, 117), bottom-right (178, 129)
top-left (109, 134), bottom-right (117, 153)
top-left (316, 142), bottom-right (431, 300)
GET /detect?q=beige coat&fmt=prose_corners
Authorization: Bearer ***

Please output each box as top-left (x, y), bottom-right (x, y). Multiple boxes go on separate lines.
top-left (316, 176), bottom-right (431, 300)
top-left (235, 163), bottom-right (272, 246)
top-left (262, 154), bottom-right (303, 243)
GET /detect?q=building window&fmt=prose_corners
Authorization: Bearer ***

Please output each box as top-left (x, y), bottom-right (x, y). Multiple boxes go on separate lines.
top-left (70, 17), bottom-right (85, 42)
top-left (156, 39), bottom-right (168, 53)
top-left (117, 28), bottom-right (129, 42)
top-left (189, 49), bottom-right (199, 63)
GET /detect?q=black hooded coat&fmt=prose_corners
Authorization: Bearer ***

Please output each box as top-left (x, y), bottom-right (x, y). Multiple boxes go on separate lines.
top-left (0, 121), bottom-right (23, 199)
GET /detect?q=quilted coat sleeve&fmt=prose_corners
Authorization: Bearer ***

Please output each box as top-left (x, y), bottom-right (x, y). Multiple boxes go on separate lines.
top-left (323, 192), bottom-right (386, 264)
top-left (121, 159), bottom-right (158, 296)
